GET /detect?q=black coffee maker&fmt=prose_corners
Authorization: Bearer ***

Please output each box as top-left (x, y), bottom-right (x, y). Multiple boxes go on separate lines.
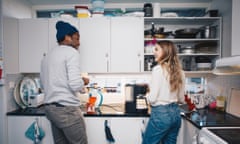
top-left (125, 84), bottom-right (148, 114)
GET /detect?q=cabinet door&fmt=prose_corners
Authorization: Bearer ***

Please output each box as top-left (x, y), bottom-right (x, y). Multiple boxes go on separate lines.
top-left (19, 19), bottom-right (48, 73)
top-left (232, 0), bottom-right (240, 56)
top-left (3, 18), bottom-right (19, 74)
top-left (79, 17), bottom-right (110, 73)
top-left (7, 116), bottom-right (41, 144)
top-left (48, 18), bottom-right (79, 51)
top-left (182, 118), bottom-right (200, 144)
top-left (41, 117), bottom-right (54, 144)
top-left (110, 117), bottom-right (148, 144)
top-left (85, 117), bottom-right (110, 144)
top-left (110, 17), bottom-right (144, 72)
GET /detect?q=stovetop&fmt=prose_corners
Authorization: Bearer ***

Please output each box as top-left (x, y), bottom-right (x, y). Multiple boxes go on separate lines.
top-left (208, 128), bottom-right (240, 144)
top-left (180, 105), bottom-right (240, 128)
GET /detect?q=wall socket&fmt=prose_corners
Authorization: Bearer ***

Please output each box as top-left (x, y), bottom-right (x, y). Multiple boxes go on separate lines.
top-left (9, 81), bottom-right (15, 88)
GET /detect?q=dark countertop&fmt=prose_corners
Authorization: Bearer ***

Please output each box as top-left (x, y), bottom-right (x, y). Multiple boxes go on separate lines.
top-left (7, 104), bottom-right (240, 129)
top-left (6, 105), bottom-right (150, 117)
top-left (180, 104), bottom-right (240, 129)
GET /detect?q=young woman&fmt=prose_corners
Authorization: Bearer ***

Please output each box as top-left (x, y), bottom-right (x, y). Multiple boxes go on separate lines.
top-left (142, 40), bottom-right (185, 144)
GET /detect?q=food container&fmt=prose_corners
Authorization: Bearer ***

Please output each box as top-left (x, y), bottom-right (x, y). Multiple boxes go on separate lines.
top-left (75, 6), bottom-right (91, 18)
top-left (91, 0), bottom-right (104, 14)
top-left (195, 56), bottom-right (212, 70)
top-left (144, 3), bottom-right (153, 17)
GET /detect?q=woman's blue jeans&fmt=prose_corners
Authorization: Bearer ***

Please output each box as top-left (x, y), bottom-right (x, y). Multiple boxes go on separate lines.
top-left (142, 103), bottom-right (181, 144)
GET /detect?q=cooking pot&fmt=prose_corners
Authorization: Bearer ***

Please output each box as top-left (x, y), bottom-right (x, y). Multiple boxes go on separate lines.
top-left (199, 25), bottom-right (217, 38)
top-left (174, 28), bottom-right (200, 38)
top-left (180, 46), bottom-right (195, 54)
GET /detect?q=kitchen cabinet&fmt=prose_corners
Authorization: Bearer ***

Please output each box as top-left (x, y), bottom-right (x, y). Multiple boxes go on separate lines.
top-left (110, 17), bottom-right (144, 73)
top-left (144, 17), bottom-right (222, 74)
top-left (110, 117), bottom-right (148, 144)
top-left (79, 17), bottom-right (144, 73)
top-left (85, 117), bottom-right (109, 144)
top-left (79, 17), bottom-right (110, 73)
top-left (85, 117), bottom-right (148, 144)
top-left (231, 0), bottom-right (240, 56)
top-left (19, 19), bottom-right (48, 73)
top-left (181, 118), bottom-right (200, 144)
top-left (7, 116), bottom-right (54, 144)
top-left (3, 18), bottom-right (19, 74)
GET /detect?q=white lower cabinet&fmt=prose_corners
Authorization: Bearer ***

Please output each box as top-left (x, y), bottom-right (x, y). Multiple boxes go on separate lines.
top-left (7, 116), bottom-right (54, 144)
top-left (181, 118), bottom-right (200, 144)
top-left (85, 117), bottom-right (149, 144)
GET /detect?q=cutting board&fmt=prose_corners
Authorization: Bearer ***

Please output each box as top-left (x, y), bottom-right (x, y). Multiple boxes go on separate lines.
top-left (227, 88), bottom-right (240, 118)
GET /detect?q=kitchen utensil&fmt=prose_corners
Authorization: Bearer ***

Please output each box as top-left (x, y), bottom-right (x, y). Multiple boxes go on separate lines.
top-left (14, 79), bottom-right (27, 109)
top-left (191, 94), bottom-right (206, 109)
top-left (180, 46), bottom-right (195, 54)
top-left (199, 25), bottom-right (217, 38)
top-left (174, 28), bottom-right (200, 38)
top-left (19, 77), bottom-right (39, 106)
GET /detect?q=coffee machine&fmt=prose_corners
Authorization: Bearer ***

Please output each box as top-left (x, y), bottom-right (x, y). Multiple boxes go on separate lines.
top-left (125, 84), bottom-right (148, 114)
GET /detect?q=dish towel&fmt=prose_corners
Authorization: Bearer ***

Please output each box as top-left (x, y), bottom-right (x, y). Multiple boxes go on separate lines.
top-left (104, 120), bottom-right (115, 143)
top-left (25, 120), bottom-right (45, 144)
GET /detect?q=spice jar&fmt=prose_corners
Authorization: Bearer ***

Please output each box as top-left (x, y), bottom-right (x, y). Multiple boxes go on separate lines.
top-left (216, 95), bottom-right (226, 111)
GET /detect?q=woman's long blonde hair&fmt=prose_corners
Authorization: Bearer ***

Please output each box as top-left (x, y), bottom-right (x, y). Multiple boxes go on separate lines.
top-left (157, 40), bottom-right (183, 92)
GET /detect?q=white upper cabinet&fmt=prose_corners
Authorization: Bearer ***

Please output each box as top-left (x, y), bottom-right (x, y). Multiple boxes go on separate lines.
top-left (79, 17), bottom-right (144, 73)
top-left (110, 17), bottom-right (144, 72)
top-left (231, 0), bottom-right (240, 56)
top-left (3, 18), bottom-right (19, 74)
top-left (79, 17), bottom-right (111, 73)
top-left (19, 19), bottom-right (48, 73)
top-left (48, 18), bottom-right (79, 51)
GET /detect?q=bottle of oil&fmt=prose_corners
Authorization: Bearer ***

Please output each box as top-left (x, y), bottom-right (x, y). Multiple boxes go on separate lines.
top-left (216, 95), bottom-right (226, 111)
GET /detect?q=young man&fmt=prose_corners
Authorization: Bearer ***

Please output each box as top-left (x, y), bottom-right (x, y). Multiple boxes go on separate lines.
top-left (40, 21), bottom-right (89, 144)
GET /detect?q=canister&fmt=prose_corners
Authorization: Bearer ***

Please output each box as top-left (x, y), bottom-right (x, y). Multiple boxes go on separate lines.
top-left (75, 6), bottom-right (90, 18)
top-left (144, 3), bottom-right (153, 17)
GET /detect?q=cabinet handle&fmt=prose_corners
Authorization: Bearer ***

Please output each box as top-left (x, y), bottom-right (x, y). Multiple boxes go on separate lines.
top-left (139, 60), bottom-right (141, 72)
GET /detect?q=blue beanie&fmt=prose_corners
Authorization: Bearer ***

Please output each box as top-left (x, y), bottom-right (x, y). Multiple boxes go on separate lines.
top-left (56, 21), bottom-right (79, 42)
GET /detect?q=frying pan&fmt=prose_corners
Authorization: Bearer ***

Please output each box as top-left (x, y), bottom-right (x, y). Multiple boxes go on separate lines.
top-left (174, 28), bottom-right (200, 38)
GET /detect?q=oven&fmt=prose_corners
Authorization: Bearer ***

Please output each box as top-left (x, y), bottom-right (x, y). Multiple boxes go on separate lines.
top-left (199, 127), bottom-right (240, 144)
top-left (198, 88), bottom-right (240, 144)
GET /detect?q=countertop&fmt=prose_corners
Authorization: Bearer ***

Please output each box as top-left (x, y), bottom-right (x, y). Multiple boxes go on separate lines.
top-left (6, 104), bottom-right (150, 117)
top-left (6, 104), bottom-right (240, 129)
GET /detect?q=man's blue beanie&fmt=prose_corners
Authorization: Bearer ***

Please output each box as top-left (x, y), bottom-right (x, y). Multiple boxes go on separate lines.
top-left (56, 21), bottom-right (79, 42)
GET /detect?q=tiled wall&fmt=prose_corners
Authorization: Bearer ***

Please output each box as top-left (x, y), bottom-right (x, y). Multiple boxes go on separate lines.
top-left (206, 75), bottom-right (240, 98)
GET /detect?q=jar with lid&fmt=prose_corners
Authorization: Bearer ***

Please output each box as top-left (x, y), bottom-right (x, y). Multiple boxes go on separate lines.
top-left (75, 6), bottom-right (91, 18)
top-left (216, 95), bottom-right (226, 111)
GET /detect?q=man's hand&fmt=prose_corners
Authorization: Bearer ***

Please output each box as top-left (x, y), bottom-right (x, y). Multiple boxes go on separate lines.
top-left (82, 77), bottom-right (89, 85)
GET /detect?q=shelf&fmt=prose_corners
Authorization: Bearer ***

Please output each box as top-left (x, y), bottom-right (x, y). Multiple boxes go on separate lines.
top-left (144, 17), bottom-right (222, 25)
top-left (178, 53), bottom-right (220, 56)
top-left (144, 38), bottom-right (220, 42)
top-left (144, 53), bottom-right (219, 56)
top-left (143, 16), bottom-right (221, 77)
